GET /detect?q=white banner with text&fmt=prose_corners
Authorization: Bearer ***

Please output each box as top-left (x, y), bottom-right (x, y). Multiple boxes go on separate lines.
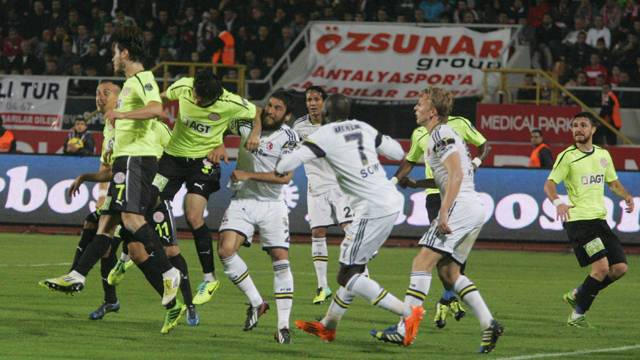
top-left (0, 75), bottom-right (68, 129)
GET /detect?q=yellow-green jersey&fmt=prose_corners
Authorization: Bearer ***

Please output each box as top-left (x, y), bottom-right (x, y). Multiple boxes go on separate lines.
top-left (100, 119), bottom-right (114, 165)
top-left (112, 70), bottom-right (163, 158)
top-left (152, 121), bottom-right (172, 159)
top-left (547, 145), bottom-right (618, 222)
top-left (164, 77), bottom-right (257, 158)
top-left (405, 116), bottom-right (487, 195)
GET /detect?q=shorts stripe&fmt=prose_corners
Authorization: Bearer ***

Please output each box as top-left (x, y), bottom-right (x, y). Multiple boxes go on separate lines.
top-left (125, 156), bottom-right (131, 203)
top-left (422, 225), bottom-right (438, 248)
top-left (233, 270), bottom-right (250, 285)
top-left (458, 284), bottom-right (477, 299)
top-left (350, 219), bottom-right (368, 264)
top-left (372, 289), bottom-right (389, 306)
top-left (165, 200), bottom-right (177, 243)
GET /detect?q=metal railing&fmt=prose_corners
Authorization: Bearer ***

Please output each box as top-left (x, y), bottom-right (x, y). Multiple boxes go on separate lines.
top-left (149, 61), bottom-right (246, 95)
top-left (482, 68), bottom-right (634, 145)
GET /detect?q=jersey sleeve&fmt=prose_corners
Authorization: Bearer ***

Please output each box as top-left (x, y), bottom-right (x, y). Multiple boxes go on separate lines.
top-left (431, 126), bottom-right (458, 162)
top-left (165, 77), bottom-right (192, 100)
top-left (280, 130), bottom-right (300, 156)
top-left (406, 128), bottom-right (426, 163)
top-left (306, 126), bottom-right (331, 156)
top-left (132, 74), bottom-right (162, 105)
top-left (226, 94), bottom-right (257, 122)
top-left (462, 122), bottom-right (487, 147)
top-left (604, 150), bottom-right (618, 182)
top-left (547, 150), bottom-right (570, 184)
top-left (228, 118), bottom-right (254, 138)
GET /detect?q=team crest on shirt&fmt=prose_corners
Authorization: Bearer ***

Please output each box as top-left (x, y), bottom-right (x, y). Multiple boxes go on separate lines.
top-left (208, 113), bottom-right (221, 121)
top-left (121, 87), bottom-right (131, 96)
top-left (153, 211), bottom-right (165, 223)
top-left (113, 172), bottom-right (126, 184)
top-left (600, 157), bottom-right (608, 168)
top-left (144, 83), bottom-right (154, 91)
top-left (266, 142), bottom-right (273, 150)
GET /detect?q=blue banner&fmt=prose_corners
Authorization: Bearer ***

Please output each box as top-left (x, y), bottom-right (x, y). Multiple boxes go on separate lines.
top-left (0, 154), bottom-right (638, 243)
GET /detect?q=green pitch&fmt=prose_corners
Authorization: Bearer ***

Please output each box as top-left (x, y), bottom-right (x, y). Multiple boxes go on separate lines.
top-left (1, 234), bottom-right (639, 359)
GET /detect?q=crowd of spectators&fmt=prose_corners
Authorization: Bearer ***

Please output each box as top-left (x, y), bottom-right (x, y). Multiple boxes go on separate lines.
top-left (1, 0), bottom-right (639, 100)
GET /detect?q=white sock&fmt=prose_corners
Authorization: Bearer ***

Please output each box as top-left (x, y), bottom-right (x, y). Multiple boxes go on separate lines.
top-left (404, 271), bottom-right (431, 316)
top-left (68, 270), bottom-right (86, 284)
top-left (222, 254), bottom-right (262, 307)
top-left (162, 267), bottom-right (180, 280)
top-left (119, 252), bottom-right (130, 262)
top-left (273, 260), bottom-right (294, 330)
top-left (311, 237), bottom-right (329, 289)
top-left (347, 273), bottom-right (405, 316)
top-left (322, 286), bottom-right (354, 329)
top-left (454, 275), bottom-right (493, 328)
top-left (203, 272), bottom-right (216, 282)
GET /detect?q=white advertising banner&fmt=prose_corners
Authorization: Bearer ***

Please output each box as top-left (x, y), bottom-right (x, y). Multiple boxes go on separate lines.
top-left (0, 75), bottom-right (68, 129)
top-left (285, 23), bottom-right (511, 100)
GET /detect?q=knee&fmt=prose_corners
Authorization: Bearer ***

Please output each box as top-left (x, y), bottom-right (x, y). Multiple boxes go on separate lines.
top-left (591, 266), bottom-right (610, 281)
top-left (164, 245), bottom-right (180, 258)
top-left (127, 242), bottom-right (145, 263)
top-left (336, 264), bottom-right (365, 287)
top-left (186, 211), bottom-right (204, 230)
top-left (217, 239), bottom-right (235, 259)
top-left (311, 227), bottom-right (327, 238)
top-left (610, 263), bottom-right (628, 280)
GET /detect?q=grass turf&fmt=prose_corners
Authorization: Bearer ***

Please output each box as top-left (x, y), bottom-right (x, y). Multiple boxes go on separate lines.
top-left (0, 233), bottom-right (639, 359)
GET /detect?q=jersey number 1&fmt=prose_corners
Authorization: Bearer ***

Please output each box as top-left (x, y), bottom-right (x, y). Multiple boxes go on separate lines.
top-left (344, 132), bottom-right (368, 166)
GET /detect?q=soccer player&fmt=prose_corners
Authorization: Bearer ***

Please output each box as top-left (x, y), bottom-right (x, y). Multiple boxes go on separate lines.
top-left (41, 26), bottom-right (184, 333)
top-left (277, 94), bottom-right (425, 347)
top-left (292, 86), bottom-right (353, 304)
top-left (392, 114), bottom-right (490, 329)
top-left (217, 91), bottom-right (298, 344)
top-left (544, 112), bottom-right (633, 328)
top-left (135, 69), bottom-right (261, 307)
top-left (373, 88), bottom-right (503, 352)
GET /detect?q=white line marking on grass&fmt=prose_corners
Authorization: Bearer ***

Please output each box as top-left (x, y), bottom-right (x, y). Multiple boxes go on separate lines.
top-left (497, 344), bottom-right (640, 360)
top-left (0, 262), bottom-right (71, 268)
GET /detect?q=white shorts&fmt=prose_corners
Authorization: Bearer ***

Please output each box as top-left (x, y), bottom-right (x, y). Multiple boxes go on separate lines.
top-left (219, 199), bottom-right (290, 250)
top-left (418, 199), bottom-right (484, 264)
top-left (339, 212), bottom-right (398, 266)
top-left (308, 188), bottom-right (353, 229)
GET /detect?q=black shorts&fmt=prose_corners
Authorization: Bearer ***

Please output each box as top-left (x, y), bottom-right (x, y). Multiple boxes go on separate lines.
top-left (105, 156), bottom-right (158, 215)
top-left (154, 152), bottom-right (221, 201)
top-left (564, 219), bottom-right (627, 267)
top-left (426, 193), bottom-right (442, 223)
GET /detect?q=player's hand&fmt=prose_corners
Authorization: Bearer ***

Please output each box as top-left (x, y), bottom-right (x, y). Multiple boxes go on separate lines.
top-left (437, 211), bottom-right (452, 234)
top-left (624, 196), bottom-right (634, 213)
top-left (232, 169), bottom-right (250, 181)
top-left (245, 131), bottom-right (260, 151)
top-left (399, 177), bottom-right (417, 189)
top-left (104, 149), bottom-right (113, 164)
top-left (104, 110), bottom-right (123, 125)
top-left (68, 175), bottom-right (85, 197)
top-left (555, 203), bottom-right (574, 222)
top-left (207, 144), bottom-right (229, 165)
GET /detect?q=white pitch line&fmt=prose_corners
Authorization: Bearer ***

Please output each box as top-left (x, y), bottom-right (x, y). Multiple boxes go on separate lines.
top-left (0, 262), bottom-right (71, 268)
top-left (496, 344), bottom-right (640, 360)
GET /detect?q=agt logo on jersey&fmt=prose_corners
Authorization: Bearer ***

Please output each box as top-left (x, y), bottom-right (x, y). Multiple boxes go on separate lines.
top-left (185, 118), bottom-right (211, 134)
top-left (581, 174), bottom-right (604, 185)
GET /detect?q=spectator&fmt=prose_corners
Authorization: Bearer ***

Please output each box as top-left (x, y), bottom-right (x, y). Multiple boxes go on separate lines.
top-left (563, 17), bottom-right (588, 45)
top-left (453, 1), bottom-right (479, 23)
top-left (593, 38), bottom-right (611, 67)
top-left (551, 0), bottom-right (573, 28)
top-left (222, 8), bottom-right (241, 34)
top-left (155, 9), bottom-right (172, 36)
top-left (574, 0), bottom-right (594, 24)
top-left (528, 0), bottom-right (550, 28)
top-left (20, 40), bottom-right (45, 74)
top-left (81, 42), bottom-right (105, 76)
top-left (535, 13), bottom-right (562, 70)
top-left (160, 25), bottom-right (180, 59)
top-left (419, 0), bottom-right (446, 22)
top-left (609, 65), bottom-right (623, 86)
top-left (0, 116), bottom-right (17, 154)
top-left (413, 8), bottom-right (426, 23)
top-left (68, 62), bottom-right (92, 96)
top-left (376, 7), bottom-right (390, 22)
top-left (594, 83), bottom-right (622, 146)
top-left (3, 28), bottom-right (24, 58)
top-left (142, 30), bottom-right (160, 60)
top-left (529, 129), bottom-right (554, 168)
top-left (43, 57), bottom-right (60, 75)
top-left (48, 0), bottom-right (66, 31)
top-left (72, 24), bottom-right (92, 56)
top-left (35, 29), bottom-right (55, 58)
top-left (587, 15), bottom-right (612, 48)
top-left (565, 31), bottom-right (592, 70)
top-left (611, 32), bottom-right (639, 69)
top-left (622, 0), bottom-right (640, 23)
top-left (247, 6), bottom-right (269, 35)
top-left (24, 1), bottom-right (50, 40)
top-left (63, 117), bottom-right (95, 156)
top-left (517, 16), bottom-right (536, 46)
top-left (98, 22), bottom-right (115, 57)
top-left (113, 8), bottom-right (137, 28)
top-left (58, 40), bottom-right (80, 74)
top-left (252, 25), bottom-right (275, 60)
top-left (583, 53), bottom-right (609, 85)
top-left (600, 0), bottom-right (623, 30)
top-left (507, 0), bottom-right (527, 22)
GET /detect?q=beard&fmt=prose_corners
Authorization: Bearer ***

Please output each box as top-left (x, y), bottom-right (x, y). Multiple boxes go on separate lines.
top-left (261, 112), bottom-right (284, 131)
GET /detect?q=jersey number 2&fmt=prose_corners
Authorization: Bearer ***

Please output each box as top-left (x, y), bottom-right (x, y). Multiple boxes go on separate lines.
top-left (344, 132), bottom-right (368, 166)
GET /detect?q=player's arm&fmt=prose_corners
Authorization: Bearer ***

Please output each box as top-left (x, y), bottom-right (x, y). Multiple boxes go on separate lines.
top-left (276, 141), bottom-right (323, 174)
top-left (608, 180), bottom-right (634, 213)
top-left (545, 151), bottom-right (573, 221)
top-left (106, 101), bottom-right (164, 122)
top-left (474, 141), bottom-right (491, 168)
top-left (375, 133), bottom-right (404, 160)
top-left (246, 107), bottom-right (262, 151)
top-left (438, 151), bottom-right (463, 234)
top-left (69, 166), bottom-right (113, 197)
top-left (232, 169), bottom-right (293, 185)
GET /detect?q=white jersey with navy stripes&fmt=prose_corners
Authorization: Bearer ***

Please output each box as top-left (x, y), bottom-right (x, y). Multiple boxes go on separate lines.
top-left (425, 123), bottom-right (477, 200)
top-left (229, 119), bottom-right (299, 201)
top-left (305, 119), bottom-right (403, 218)
top-left (292, 115), bottom-right (340, 196)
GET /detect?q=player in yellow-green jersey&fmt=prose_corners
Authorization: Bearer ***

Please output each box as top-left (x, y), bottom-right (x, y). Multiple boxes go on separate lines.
top-left (153, 69), bottom-right (261, 306)
top-left (40, 26), bottom-right (185, 334)
top-left (391, 114), bottom-right (490, 329)
top-left (544, 112), bottom-right (634, 328)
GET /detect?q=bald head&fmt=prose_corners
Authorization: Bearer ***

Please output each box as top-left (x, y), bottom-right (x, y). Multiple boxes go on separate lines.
top-left (96, 81), bottom-right (121, 113)
top-left (322, 94), bottom-right (351, 123)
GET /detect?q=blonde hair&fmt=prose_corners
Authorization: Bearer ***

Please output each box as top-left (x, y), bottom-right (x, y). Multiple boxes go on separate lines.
top-left (420, 87), bottom-right (453, 121)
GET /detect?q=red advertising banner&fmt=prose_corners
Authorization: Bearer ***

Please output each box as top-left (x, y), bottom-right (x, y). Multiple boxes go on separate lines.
top-left (476, 104), bottom-right (581, 143)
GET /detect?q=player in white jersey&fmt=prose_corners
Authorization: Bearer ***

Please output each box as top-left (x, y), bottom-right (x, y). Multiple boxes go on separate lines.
top-left (292, 86), bottom-right (353, 304)
top-left (373, 88), bottom-right (503, 353)
top-left (276, 94), bottom-right (425, 347)
top-left (217, 91), bottom-right (298, 344)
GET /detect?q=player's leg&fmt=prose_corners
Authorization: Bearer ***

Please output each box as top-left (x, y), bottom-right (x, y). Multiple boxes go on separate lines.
top-left (70, 211), bottom-right (100, 271)
top-left (107, 225), bottom-right (134, 286)
top-left (90, 235), bottom-right (121, 320)
top-left (307, 192), bottom-right (333, 304)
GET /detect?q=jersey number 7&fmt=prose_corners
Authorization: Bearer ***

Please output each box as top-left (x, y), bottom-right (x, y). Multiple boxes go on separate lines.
top-left (344, 132), bottom-right (368, 166)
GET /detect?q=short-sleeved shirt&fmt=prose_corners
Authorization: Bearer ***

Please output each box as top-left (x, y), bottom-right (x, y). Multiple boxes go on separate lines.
top-left (112, 70), bottom-right (163, 158)
top-left (100, 120), bottom-right (114, 165)
top-left (547, 145), bottom-right (618, 222)
top-left (406, 116), bottom-right (486, 195)
top-left (306, 119), bottom-right (404, 218)
top-left (164, 78), bottom-right (257, 159)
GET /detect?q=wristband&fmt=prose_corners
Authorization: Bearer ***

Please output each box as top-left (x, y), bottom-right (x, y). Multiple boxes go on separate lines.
top-left (390, 176), bottom-right (398, 185)
top-left (552, 198), bottom-right (564, 207)
top-left (472, 157), bottom-right (482, 168)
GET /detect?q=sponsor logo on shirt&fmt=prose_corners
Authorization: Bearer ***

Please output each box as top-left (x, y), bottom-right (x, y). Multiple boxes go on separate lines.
top-left (208, 113), bottom-right (221, 121)
top-left (144, 83), bottom-right (154, 91)
top-left (185, 118), bottom-right (211, 134)
top-left (581, 174), bottom-right (604, 185)
top-left (600, 157), bottom-right (608, 168)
